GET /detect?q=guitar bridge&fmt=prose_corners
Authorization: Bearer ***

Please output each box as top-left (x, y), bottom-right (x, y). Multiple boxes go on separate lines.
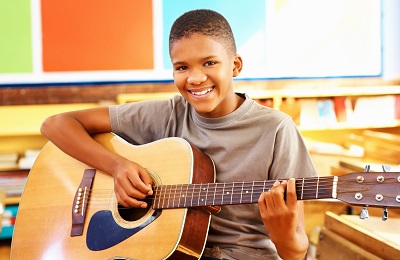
top-left (71, 169), bottom-right (96, 237)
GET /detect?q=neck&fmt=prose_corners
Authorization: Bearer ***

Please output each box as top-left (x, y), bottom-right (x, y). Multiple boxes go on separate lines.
top-left (152, 176), bottom-right (336, 209)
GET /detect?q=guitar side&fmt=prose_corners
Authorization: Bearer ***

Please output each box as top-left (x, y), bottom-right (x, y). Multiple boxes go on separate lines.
top-left (11, 133), bottom-right (215, 260)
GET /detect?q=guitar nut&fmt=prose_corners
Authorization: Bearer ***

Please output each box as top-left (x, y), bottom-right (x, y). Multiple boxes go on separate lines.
top-left (375, 194), bottom-right (383, 202)
top-left (355, 193), bottom-right (363, 200)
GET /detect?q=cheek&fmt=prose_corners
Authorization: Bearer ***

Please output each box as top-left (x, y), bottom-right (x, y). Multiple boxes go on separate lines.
top-left (173, 73), bottom-right (186, 89)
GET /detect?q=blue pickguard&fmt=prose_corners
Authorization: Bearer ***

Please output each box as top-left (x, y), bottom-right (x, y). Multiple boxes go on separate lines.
top-left (86, 209), bottom-right (161, 251)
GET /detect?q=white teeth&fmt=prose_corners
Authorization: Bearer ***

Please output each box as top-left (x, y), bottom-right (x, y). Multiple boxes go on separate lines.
top-left (190, 88), bottom-right (213, 96)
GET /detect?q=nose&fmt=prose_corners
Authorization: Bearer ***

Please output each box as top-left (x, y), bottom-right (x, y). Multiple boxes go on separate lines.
top-left (187, 68), bottom-right (207, 85)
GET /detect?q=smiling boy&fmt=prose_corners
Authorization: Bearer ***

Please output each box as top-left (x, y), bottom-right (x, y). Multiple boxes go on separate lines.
top-left (41, 9), bottom-right (317, 259)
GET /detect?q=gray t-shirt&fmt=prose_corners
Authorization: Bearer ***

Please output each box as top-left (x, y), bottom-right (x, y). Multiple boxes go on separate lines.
top-left (109, 93), bottom-right (318, 259)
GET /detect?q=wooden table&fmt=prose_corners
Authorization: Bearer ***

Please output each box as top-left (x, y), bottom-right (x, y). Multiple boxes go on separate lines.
top-left (317, 211), bottom-right (400, 259)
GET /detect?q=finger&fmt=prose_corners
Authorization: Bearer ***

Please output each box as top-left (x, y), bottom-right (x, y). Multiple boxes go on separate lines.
top-left (258, 192), bottom-right (267, 211)
top-left (116, 188), bottom-right (149, 208)
top-left (286, 178), bottom-right (298, 209)
top-left (263, 181), bottom-right (278, 208)
top-left (270, 180), bottom-right (287, 208)
top-left (128, 168), bottom-right (153, 196)
top-left (138, 168), bottom-right (154, 195)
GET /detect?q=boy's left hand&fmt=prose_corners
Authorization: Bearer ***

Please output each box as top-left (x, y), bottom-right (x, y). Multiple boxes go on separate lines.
top-left (258, 178), bottom-right (298, 239)
top-left (258, 178), bottom-right (308, 259)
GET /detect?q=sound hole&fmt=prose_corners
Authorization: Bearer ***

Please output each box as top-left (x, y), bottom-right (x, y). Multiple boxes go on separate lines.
top-left (117, 195), bottom-right (154, 221)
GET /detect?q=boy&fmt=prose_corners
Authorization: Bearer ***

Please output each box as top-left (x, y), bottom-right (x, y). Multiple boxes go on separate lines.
top-left (41, 9), bottom-right (317, 259)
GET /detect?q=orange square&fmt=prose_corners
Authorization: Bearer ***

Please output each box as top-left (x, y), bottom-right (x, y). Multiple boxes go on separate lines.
top-left (42, 0), bottom-right (153, 72)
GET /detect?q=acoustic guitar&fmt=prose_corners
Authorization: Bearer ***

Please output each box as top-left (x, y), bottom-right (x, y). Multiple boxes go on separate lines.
top-left (11, 133), bottom-right (400, 259)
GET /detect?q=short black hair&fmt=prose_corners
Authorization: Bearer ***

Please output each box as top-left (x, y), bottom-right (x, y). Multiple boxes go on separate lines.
top-left (169, 9), bottom-right (237, 56)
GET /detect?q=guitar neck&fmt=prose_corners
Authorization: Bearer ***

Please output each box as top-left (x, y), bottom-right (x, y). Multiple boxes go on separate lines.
top-left (153, 176), bottom-right (337, 209)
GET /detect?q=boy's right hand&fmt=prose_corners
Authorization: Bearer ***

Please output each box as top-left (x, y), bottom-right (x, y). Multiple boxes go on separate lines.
top-left (112, 158), bottom-right (153, 208)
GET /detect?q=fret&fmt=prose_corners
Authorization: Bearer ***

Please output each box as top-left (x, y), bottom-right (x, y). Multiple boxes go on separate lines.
top-left (332, 176), bottom-right (338, 199)
top-left (160, 185), bottom-right (165, 209)
top-left (250, 181), bottom-right (255, 203)
top-left (221, 183), bottom-right (226, 204)
top-left (184, 184), bottom-right (189, 207)
top-left (315, 177), bottom-right (320, 199)
top-left (190, 184), bottom-right (195, 207)
top-left (205, 183), bottom-right (209, 206)
top-left (301, 178), bottom-right (304, 200)
top-left (165, 185), bottom-right (171, 208)
top-left (240, 181), bottom-right (244, 203)
top-left (212, 183), bottom-right (217, 205)
top-left (197, 183), bottom-right (202, 206)
top-left (157, 185), bottom-right (161, 209)
top-left (178, 184), bottom-right (183, 207)
top-left (241, 183), bottom-right (252, 203)
top-left (170, 184), bottom-right (175, 208)
top-left (230, 183), bottom-right (235, 204)
top-left (153, 188), bottom-right (158, 209)
top-left (223, 183), bottom-right (233, 205)
top-left (198, 183), bottom-right (207, 206)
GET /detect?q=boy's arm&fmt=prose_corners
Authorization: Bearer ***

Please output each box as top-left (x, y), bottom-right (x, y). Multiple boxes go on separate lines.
top-left (258, 179), bottom-right (309, 260)
top-left (41, 107), bottom-right (153, 208)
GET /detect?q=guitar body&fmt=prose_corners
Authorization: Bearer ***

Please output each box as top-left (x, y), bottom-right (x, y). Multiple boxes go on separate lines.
top-left (11, 133), bottom-right (215, 259)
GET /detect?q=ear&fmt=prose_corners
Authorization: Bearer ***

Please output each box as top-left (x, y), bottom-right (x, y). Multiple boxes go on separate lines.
top-left (233, 55), bottom-right (243, 77)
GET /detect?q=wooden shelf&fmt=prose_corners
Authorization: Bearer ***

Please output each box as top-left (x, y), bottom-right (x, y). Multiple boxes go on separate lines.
top-left (0, 103), bottom-right (98, 136)
top-left (117, 92), bottom-right (179, 104)
top-left (0, 103), bottom-right (99, 154)
top-left (117, 86), bottom-right (400, 131)
top-left (241, 85), bottom-right (400, 99)
top-left (4, 197), bottom-right (20, 206)
top-left (117, 85), bottom-right (400, 104)
top-left (299, 120), bottom-right (400, 131)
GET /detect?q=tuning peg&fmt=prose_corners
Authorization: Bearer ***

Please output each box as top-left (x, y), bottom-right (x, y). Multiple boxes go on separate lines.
top-left (382, 207), bottom-right (388, 221)
top-left (364, 165), bottom-right (371, 172)
top-left (360, 206), bottom-right (369, 220)
top-left (382, 164), bottom-right (391, 172)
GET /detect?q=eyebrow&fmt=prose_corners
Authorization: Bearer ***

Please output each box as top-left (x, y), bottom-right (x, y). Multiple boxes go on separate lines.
top-left (172, 55), bottom-right (219, 66)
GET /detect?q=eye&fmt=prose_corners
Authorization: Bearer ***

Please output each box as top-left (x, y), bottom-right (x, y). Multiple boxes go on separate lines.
top-left (204, 61), bottom-right (216, 66)
top-left (175, 65), bottom-right (188, 71)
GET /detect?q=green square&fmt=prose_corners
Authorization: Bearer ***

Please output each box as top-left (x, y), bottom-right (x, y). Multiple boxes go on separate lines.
top-left (0, 0), bottom-right (33, 73)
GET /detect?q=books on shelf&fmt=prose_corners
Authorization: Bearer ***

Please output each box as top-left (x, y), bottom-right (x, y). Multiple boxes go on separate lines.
top-left (299, 98), bottom-right (337, 128)
top-left (0, 170), bottom-right (29, 197)
top-left (297, 95), bottom-right (400, 128)
top-left (305, 138), bottom-right (364, 158)
top-left (18, 149), bottom-right (41, 169)
top-left (332, 96), bottom-right (354, 123)
top-left (0, 204), bottom-right (18, 239)
top-left (0, 148), bottom-right (39, 198)
top-left (350, 95), bottom-right (397, 125)
top-left (0, 148), bottom-right (41, 170)
top-left (0, 152), bottom-right (19, 169)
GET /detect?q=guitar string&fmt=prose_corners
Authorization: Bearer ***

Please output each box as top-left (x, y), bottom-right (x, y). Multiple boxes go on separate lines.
top-left (80, 178), bottom-right (397, 199)
top-left (76, 178), bottom-right (399, 208)
top-left (83, 180), bottom-right (336, 198)
top-left (76, 185), bottom-right (335, 208)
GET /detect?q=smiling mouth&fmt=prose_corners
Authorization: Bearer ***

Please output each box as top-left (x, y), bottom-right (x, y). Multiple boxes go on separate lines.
top-left (188, 87), bottom-right (214, 96)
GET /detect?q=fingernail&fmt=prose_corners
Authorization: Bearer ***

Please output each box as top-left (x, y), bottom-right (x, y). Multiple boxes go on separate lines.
top-left (273, 180), bottom-right (280, 187)
top-left (147, 184), bottom-right (153, 195)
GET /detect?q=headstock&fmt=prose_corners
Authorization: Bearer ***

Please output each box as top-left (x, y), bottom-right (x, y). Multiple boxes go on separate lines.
top-left (336, 165), bottom-right (400, 220)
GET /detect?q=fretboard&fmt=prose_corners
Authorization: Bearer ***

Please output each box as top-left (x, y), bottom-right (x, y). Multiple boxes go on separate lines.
top-left (152, 176), bottom-right (336, 209)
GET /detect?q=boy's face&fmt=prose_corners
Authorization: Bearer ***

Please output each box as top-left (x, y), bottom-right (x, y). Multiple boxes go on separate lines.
top-left (170, 34), bottom-right (242, 118)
